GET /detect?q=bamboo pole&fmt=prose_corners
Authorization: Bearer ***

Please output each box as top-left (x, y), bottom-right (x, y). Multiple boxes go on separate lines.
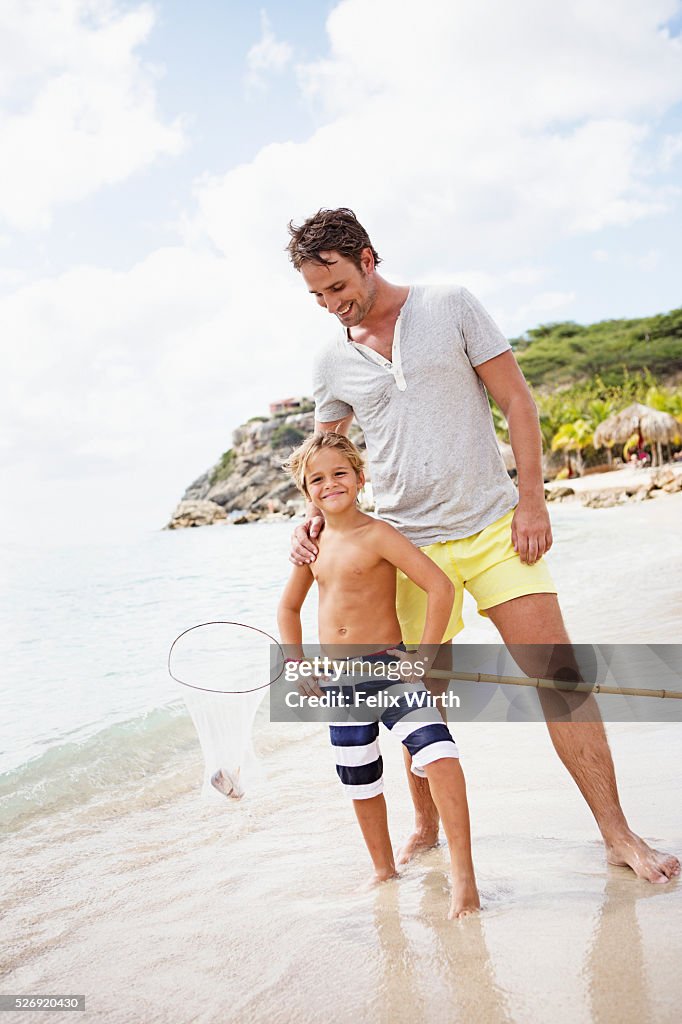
top-left (294, 660), bottom-right (681, 699)
top-left (425, 668), bottom-right (682, 700)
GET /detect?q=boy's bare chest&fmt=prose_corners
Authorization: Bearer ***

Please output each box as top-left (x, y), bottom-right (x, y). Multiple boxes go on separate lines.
top-left (312, 536), bottom-right (380, 585)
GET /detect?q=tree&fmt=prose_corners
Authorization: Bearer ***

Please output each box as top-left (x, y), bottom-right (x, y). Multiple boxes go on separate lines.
top-left (551, 419), bottom-right (594, 475)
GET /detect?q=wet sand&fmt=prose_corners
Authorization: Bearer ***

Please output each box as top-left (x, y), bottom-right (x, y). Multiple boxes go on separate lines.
top-left (2, 718), bottom-right (680, 1024)
top-left (2, 495), bottom-right (680, 1023)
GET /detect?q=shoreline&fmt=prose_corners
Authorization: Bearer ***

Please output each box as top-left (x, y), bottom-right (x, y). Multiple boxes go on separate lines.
top-left (208, 465), bottom-right (682, 528)
top-left (3, 719), bottom-right (680, 1024)
top-left (544, 465), bottom-right (682, 511)
top-left (3, 494), bottom-right (680, 1023)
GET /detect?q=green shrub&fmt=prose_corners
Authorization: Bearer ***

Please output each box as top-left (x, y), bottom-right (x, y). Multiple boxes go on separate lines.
top-left (271, 425), bottom-right (306, 449)
top-left (210, 448), bottom-right (236, 484)
top-left (512, 307), bottom-right (682, 388)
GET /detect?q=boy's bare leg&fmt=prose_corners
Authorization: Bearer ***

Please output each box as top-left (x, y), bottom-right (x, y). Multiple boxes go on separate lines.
top-left (487, 593), bottom-right (680, 883)
top-left (422, 757), bottom-right (480, 918)
top-left (353, 794), bottom-right (399, 883)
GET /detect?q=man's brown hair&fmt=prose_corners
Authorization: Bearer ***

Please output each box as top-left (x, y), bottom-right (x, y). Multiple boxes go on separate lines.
top-left (286, 208), bottom-right (381, 272)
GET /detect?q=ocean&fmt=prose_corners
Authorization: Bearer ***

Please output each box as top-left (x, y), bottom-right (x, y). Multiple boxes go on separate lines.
top-left (1, 521), bottom-right (315, 831)
top-left (2, 501), bottom-right (681, 1023)
top-left (2, 502), bottom-right (681, 833)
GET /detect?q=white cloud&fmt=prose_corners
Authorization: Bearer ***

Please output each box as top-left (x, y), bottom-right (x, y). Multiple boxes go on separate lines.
top-left (658, 132), bottom-right (682, 170)
top-left (504, 291), bottom-right (577, 334)
top-left (0, 0), bottom-right (184, 231)
top-left (0, 242), bottom-right (323, 540)
top-left (245, 10), bottom-right (293, 91)
top-left (299, 0), bottom-right (682, 122)
top-left (196, 0), bottom-right (682, 279)
top-left (3, 0), bottom-right (682, 541)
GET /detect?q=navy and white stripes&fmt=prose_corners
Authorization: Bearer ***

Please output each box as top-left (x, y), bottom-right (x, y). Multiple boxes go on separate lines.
top-left (329, 680), bottom-right (459, 800)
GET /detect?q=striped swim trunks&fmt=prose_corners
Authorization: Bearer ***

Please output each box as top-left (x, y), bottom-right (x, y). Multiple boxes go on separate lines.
top-left (328, 647), bottom-right (459, 800)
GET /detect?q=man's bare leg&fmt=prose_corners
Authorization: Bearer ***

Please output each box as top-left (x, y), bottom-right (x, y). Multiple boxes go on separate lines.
top-left (353, 793), bottom-right (399, 883)
top-left (486, 592), bottom-right (680, 883)
top-left (422, 757), bottom-right (480, 918)
top-left (397, 748), bottom-right (441, 864)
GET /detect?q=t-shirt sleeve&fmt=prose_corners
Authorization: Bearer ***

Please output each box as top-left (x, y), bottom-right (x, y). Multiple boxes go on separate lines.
top-left (458, 288), bottom-right (511, 367)
top-left (312, 350), bottom-right (354, 424)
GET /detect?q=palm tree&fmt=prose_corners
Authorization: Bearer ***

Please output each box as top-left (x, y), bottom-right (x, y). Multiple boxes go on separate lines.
top-left (585, 398), bottom-right (616, 463)
top-left (551, 419), bottom-right (594, 476)
top-left (644, 384), bottom-right (682, 418)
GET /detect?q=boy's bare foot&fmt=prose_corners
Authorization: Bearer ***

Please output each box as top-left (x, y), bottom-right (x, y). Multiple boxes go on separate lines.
top-left (447, 875), bottom-right (481, 920)
top-left (210, 768), bottom-right (243, 800)
top-left (396, 827), bottom-right (440, 866)
top-left (605, 830), bottom-right (680, 883)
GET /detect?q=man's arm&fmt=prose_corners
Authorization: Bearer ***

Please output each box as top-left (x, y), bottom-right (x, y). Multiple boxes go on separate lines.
top-left (314, 413), bottom-right (354, 437)
top-left (474, 350), bottom-right (552, 565)
top-left (290, 412), bottom-right (354, 565)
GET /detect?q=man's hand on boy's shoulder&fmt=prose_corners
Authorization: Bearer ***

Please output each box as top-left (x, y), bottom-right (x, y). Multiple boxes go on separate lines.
top-left (290, 515), bottom-right (325, 565)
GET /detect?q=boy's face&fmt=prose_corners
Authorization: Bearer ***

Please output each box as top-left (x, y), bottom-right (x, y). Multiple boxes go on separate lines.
top-left (304, 448), bottom-right (364, 512)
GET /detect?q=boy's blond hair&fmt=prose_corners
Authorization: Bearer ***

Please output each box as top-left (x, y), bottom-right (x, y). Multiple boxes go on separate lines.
top-left (284, 432), bottom-right (364, 497)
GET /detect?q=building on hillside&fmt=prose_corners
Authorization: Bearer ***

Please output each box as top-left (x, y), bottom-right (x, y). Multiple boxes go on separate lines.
top-left (269, 397), bottom-right (312, 416)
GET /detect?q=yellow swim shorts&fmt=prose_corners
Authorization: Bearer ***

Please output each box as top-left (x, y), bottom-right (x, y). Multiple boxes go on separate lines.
top-left (396, 508), bottom-right (557, 646)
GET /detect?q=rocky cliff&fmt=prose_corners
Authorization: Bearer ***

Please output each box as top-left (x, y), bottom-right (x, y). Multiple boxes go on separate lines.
top-left (165, 409), bottom-right (366, 529)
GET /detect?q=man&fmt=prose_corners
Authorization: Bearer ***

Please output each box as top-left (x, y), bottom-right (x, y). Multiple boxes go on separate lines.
top-left (285, 207), bottom-right (679, 883)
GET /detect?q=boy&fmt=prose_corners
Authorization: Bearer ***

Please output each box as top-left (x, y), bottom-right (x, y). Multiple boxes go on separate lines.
top-left (277, 431), bottom-right (479, 919)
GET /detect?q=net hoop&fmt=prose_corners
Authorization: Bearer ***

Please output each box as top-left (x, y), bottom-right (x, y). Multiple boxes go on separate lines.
top-left (168, 620), bottom-right (285, 694)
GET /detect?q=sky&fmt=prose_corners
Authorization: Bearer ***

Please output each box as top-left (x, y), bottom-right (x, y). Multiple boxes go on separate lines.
top-left (1, 0), bottom-right (681, 544)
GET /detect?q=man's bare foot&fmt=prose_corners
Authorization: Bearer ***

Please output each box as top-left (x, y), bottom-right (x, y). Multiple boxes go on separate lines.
top-left (210, 768), bottom-right (243, 800)
top-left (372, 866), bottom-right (400, 885)
top-left (396, 827), bottom-right (440, 866)
top-left (448, 875), bottom-right (481, 920)
top-left (605, 830), bottom-right (680, 883)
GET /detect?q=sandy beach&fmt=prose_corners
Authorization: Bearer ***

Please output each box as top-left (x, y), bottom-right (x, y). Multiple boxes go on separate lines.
top-left (544, 463), bottom-right (682, 496)
top-left (2, 494), bottom-right (681, 1024)
top-left (3, 718), bottom-right (680, 1024)
top-left (540, 462), bottom-right (679, 501)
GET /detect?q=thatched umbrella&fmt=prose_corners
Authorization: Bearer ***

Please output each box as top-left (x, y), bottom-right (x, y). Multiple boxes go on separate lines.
top-left (593, 402), bottom-right (681, 466)
top-left (497, 439), bottom-right (516, 472)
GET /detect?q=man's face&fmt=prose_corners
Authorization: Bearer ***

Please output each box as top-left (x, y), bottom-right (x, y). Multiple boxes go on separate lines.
top-left (300, 249), bottom-right (377, 328)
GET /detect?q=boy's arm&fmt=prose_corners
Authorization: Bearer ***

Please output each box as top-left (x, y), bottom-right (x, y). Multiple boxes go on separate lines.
top-left (278, 564), bottom-right (325, 697)
top-left (277, 564), bottom-right (315, 659)
top-left (372, 521), bottom-right (455, 666)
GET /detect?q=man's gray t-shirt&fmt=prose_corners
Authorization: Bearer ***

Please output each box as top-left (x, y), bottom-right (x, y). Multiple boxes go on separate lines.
top-left (312, 285), bottom-right (518, 547)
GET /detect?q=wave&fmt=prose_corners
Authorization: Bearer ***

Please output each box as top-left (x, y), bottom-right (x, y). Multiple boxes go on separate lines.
top-left (0, 696), bottom-right (313, 835)
top-left (0, 702), bottom-right (199, 834)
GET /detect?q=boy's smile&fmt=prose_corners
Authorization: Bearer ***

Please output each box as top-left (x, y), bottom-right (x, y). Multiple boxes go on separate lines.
top-left (304, 448), bottom-right (364, 513)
